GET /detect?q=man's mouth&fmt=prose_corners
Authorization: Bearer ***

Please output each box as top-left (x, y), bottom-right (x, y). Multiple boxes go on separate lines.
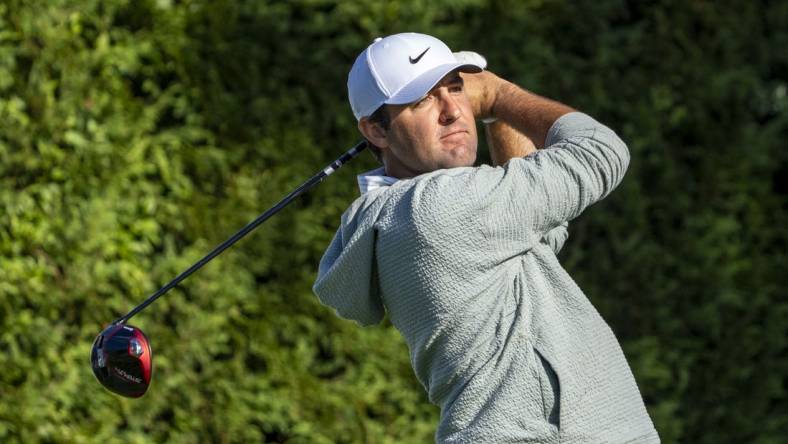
top-left (440, 129), bottom-right (468, 140)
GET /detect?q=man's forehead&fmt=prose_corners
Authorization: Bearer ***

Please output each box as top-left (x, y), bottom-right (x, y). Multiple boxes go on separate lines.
top-left (419, 71), bottom-right (463, 97)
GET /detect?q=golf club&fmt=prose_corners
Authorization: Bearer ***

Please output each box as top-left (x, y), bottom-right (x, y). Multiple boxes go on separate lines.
top-left (91, 140), bottom-right (368, 397)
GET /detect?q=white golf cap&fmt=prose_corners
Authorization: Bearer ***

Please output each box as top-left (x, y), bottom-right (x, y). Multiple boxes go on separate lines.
top-left (348, 33), bottom-right (484, 120)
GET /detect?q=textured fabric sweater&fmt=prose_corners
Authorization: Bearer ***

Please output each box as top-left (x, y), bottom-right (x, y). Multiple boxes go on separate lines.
top-left (314, 113), bottom-right (660, 443)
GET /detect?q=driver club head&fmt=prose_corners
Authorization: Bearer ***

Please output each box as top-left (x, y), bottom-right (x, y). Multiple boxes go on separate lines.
top-left (91, 323), bottom-right (153, 398)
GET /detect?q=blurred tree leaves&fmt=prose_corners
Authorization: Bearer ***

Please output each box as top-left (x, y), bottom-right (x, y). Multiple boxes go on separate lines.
top-left (1, 0), bottom-right (786, 443)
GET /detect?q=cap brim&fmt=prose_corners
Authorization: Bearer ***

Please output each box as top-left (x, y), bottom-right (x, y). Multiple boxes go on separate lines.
top-left (384, 62), bottom-right (483, 106)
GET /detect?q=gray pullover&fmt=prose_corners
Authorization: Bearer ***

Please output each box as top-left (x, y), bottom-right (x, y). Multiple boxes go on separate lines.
top-left (314, 113), bottom-right (660, 443)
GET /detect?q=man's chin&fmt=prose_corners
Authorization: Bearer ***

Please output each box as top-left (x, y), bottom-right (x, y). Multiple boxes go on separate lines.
top-left (440, 146), bottom-right (477, 169)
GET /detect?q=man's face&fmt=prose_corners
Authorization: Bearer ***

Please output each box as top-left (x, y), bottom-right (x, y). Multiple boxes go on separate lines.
top-left (373, 72), bottom-right (478, 178)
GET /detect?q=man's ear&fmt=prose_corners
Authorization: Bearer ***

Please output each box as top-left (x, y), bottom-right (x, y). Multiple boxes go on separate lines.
top-left (358, 118), bottom-right (389, 149)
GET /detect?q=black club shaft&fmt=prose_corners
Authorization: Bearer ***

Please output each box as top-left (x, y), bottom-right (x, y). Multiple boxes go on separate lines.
top-left (114, 140), bottom-right (368, 325)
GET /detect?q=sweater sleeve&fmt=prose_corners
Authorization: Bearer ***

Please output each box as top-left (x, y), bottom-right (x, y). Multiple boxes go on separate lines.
top-left (414, 112), bottom-right (628, 257)
top-left (312, 200), bottom-right (385, 326)
top-left (541, 222), bottom-right (569, 254)
top-left (488, 112), bottom-right (629, 242)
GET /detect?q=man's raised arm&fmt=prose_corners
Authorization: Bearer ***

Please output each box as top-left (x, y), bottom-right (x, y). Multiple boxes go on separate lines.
top-left (463, 70), bottom-right (630, 236)
top-left (484, 119), bottom-right (536, 166)
top-left (463, 71), bottom-right (575, 148)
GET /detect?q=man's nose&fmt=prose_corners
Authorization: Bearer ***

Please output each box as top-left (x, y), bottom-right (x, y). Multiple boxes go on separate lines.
top-left (438, 92), bottom-right (461, 124)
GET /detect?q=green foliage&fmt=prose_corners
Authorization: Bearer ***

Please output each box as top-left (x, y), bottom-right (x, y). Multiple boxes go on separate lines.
top-left (1, 0), bottom-right (786, 442)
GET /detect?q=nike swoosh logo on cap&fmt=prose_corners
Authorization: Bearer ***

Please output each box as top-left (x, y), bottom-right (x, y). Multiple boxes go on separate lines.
top-left (409, 47), bottom-right (430, 64)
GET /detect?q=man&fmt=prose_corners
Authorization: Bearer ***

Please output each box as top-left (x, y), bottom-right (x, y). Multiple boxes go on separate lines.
top-left (313, 33), bottom-right (660, 443)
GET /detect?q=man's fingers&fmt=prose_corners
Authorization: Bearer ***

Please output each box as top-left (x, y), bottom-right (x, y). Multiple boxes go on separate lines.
top-left (460, 71), bottom-right (502, 120)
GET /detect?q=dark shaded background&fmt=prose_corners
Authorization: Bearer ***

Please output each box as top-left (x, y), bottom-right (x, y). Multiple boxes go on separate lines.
top-left (1, 0), bottom-right (786, 442)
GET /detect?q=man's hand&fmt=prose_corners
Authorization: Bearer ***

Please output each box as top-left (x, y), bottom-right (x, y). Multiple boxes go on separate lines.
top-left (463, 72), bottom-right (574, 148)
top-left (455, 54), bottom-right (536, 165)
top-left (460, 70), bottom-right (504, 120)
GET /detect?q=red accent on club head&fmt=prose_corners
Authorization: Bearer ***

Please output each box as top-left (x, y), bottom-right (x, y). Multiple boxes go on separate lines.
top-left (131, 328), bottom-right (152, 384)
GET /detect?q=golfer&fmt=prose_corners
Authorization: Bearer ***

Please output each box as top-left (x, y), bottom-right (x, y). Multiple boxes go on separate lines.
top-left (314, 33), bottom-right (660, 443)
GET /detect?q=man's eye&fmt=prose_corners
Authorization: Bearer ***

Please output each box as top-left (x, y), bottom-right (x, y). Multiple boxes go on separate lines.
top-left (450, 84), bottom-right (463, 93)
